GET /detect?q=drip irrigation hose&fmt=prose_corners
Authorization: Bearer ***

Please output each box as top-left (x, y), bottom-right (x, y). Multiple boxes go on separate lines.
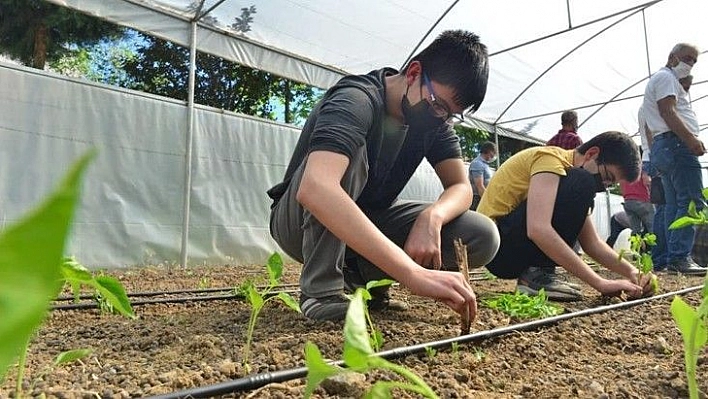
top-left (145, 284), bottom-right (704, 399)
top-left (50, 289), bottom-right (301, 311)
top-left (51, 273), bottom-right (490, 309)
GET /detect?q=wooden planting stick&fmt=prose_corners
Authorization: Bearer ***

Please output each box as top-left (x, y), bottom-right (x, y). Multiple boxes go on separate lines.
top-left (454, 238), bottom-right (471, 335)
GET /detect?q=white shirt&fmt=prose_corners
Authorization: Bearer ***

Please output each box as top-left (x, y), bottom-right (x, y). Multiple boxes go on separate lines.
top-left (637, 106), bottom-right (650, 162)
top-left (642, 67), bottom-right (698, 137)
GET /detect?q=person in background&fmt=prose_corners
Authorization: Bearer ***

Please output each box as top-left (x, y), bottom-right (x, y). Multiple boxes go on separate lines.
top-left (468, 141), bottom-right (497, 210)
top-left (643, 42), bottom-right (707, 276)
top-left (477, 131), bottom-right (655, 301)
top-left (546, 110), bottom-right (583, 149)
top-left (643, 75), bottom-right (693, 272)
top-left (267, 30), bottom-right (500, 322)
top-left (619, 164), bottom-right (653, 236)
top-left (606, 211), bottom-right (631, 248)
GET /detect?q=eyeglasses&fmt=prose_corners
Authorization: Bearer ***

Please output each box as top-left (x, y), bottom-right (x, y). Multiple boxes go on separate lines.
top-left (422, 73), bottom-right (462, 121)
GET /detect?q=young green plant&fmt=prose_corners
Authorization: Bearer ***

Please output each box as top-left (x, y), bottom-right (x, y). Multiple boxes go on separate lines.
top-left (304, 288), bottom-right (439, 399)
top-left (482, 289), bottom-right (563, 319)
top-left (356, 279), bottom-right (395, 352)
top-left (667, 189), bottom-right (708, 399)
top-left (670, 274), bottom-right (707, 399)
top-left (0, 152), bottom-right (134, 398)
top-left (239, 252), bottom-right (300, 373)
top-left (619, 232), bottom-right (659, 295)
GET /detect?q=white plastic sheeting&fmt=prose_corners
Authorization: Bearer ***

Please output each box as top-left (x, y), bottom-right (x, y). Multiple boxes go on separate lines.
top-left (46, 0), bottom-right (707, 142)
top-left (0, 62), bottom-right (455, 267)
top-left (0, 62), bottom-right (623, 268)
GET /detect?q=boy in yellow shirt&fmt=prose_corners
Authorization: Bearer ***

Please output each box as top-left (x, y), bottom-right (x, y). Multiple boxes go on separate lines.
top-left (477, 131), bottom-right (655, 300)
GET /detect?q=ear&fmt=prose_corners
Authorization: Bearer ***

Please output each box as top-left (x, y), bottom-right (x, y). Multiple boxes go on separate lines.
top-left (584, 146), bottom-right (600, 161)
top-left (405, 61), bottom-right (422, 85)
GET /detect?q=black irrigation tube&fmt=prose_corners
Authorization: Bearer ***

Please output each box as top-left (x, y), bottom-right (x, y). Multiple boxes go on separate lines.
top-left (146, 284), bottom-right (704, 399)
top-left (50, 289), bottom-right (301, 311)
top-left (51, 273), bottom-right (490, 310)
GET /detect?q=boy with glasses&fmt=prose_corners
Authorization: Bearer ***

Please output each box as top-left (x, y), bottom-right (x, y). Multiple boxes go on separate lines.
top-left (477, 132), bottom-right (656, 301)
top-left (268, 30), bottom-right (500, 321)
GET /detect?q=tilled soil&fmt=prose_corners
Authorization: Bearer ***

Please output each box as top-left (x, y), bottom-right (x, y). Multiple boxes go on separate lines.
top-left (1, 263), bottom-right (707, 399)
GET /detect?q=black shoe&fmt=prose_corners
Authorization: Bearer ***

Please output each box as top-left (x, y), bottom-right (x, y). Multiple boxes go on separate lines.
top-left (299, 294), bottom-right (350, 321)
top-left (667, 258), bottom-right (707, 276)
top-left (653, 264), bottom-right (668, 273)
top-left (343, 262), bottom-right (409, 312)
top-left (369, 291), bottom-right (409, 312)
top-left (517, 267), bottom-right (583, 301)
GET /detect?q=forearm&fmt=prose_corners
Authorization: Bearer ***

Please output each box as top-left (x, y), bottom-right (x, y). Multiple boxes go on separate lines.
top-left (426, 182), bottom-right (473, 226)
top-left (582, 238), bottom-right (638, 282)
top-left (661, 109), bottom-right (695, 142)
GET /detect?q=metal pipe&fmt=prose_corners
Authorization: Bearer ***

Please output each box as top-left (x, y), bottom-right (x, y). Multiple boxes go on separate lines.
top-left (179, 21), bottom-right (198, 268)
top-left (144, 285), bottom-right (703, 399)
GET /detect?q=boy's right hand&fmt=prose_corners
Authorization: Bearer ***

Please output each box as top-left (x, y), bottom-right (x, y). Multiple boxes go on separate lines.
top-left (403, 268), bottom-right (478, 322)
top-left (596, 278), bottom-right (643, 298)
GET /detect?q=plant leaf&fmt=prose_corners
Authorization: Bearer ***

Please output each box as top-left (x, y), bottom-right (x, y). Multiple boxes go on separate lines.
top-left (303, 341), bottom-right (343, 398)
top-left (0, 151), bottom-right (94, 379)
top-left (245, 282), bottom-right (264, 309)
top-left (343, 289), bottom-right (373, 370)
top-left (53, 348), bottom-right (93, 366)
top-left (671, 297), bottom-right (707, 349)
top-left (92, 275), bottom-right (135, 318)
top-left (365, 279), bottom-right (395, 291)
top-left (364, 382), bottom-right (394, 399)
top-left (276, 292), bottom-right (301, 313)
top-left (669, 217), bottom-right (699, 230)
top-left (266, 252), bottom-right (283, 285)
top-left (688, 200), bottom-right (699, 218)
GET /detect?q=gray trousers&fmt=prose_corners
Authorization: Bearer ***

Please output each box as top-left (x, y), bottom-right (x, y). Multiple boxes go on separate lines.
top-left (269, 147), bottom-right (500, 298)
top-left (622, 200), bottom-right (654, 235)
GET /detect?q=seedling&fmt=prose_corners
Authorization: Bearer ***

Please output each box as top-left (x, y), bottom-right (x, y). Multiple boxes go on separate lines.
top-left (670, 274), bottom-right (707, 399)
top-left (60, 257), bottom-right (135, 318)
top-left (198, 277), bottom-right (211, 290)
top-left (238, 252), bottom-right (300, 373)
top-left (667, 190), bottom-right (708, 398)
top-left (450, 342), bottom-right (460, 363)
top-left (355, 279), bottom-right (395, 352)
top-left (304, 288), bottom-right (439, 398)
top-left (619, 232), bottom-right (659, 295)
top-left (482, 289), bottom-right (563, 319)
top-left (472, 346), bottom-right (486, 362)
top-left (424, 346), bottom-right (437, 360)
top-left (27, 349), bottom-right (93, 392)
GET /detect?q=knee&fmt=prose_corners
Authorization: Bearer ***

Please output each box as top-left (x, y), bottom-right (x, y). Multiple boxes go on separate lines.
top-left (448, 211), bottom-right (500, 268)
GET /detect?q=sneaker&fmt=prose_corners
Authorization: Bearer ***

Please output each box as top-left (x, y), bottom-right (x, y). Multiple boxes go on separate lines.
top-left (343, 262), bottom-right (410, 312)
top-left (666, 258), bottom-right (708, 276)
top-left (653, 264), bottom-right (668, 273)
top-left (517, 267), bottom-right (583, 301)
top-left (369, 291), bottom-right (410, 312)
top-left (299, 294), bottom-right (350, 322)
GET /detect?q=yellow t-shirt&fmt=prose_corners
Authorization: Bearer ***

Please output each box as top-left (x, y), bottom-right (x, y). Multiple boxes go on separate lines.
top-left (477, 147), bottom-right (575, 220)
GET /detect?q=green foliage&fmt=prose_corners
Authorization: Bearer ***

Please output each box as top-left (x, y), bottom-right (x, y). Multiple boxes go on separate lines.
top-left (353, 279), bottom-right (395, 352)
top-left (0, 151), bottom-right (94, 380)
top-left (424, 346), bottom-right (437, 359)
top-left (454, 125), bottom-right (490, 160)
top-left (304, 289), bottom-right (439, 399)
top-left (60, 257), bottom-right (135, 318)
top-left (669, 189), bottom-right (708, 230)
top-left (0, 0), bottom-right (123, 68)
top-left (239, 253), bottom-right (300, 373)
top-left (122, 33), bottom-right (321, 125)
top-left (620, 233), bottom-right (659, 295)
top-left (670, 276), bottom-right (708, 399)
top-left (482, 289), bottom-right (563, 319)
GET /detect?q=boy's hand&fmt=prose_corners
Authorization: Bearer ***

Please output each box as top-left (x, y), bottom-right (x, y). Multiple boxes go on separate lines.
top-left (403, 268), bottom-right (477, 322)
top-left (595, 278), bottom-right (643, 298)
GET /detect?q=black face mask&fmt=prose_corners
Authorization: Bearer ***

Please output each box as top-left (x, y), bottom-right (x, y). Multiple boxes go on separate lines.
top-left (401, 94), bottom-right (446, 133)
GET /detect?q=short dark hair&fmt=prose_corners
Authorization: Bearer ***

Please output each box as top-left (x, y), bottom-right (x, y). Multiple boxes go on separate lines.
top-left (406, 30), bottom-right (489, 113)
top-left (561, 110), bottom-right (577, 126)
top-left (577, 131), bottom-right (640, 182)
top-left (480, 141), bottom-right (497, 155)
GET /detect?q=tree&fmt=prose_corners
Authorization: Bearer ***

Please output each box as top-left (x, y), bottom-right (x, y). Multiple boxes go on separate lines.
top-left (122, 33), bottom-right (320, 125)
top-left (0, 0), bottom-right (123, 69)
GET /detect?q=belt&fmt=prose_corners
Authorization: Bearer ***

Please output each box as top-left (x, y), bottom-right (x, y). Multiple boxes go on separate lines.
top-left (654, 131), bottom-right (676, 140)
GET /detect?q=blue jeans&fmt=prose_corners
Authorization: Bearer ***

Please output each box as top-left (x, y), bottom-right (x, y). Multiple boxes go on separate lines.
top-left (651, 132), bottom-right (703, 263)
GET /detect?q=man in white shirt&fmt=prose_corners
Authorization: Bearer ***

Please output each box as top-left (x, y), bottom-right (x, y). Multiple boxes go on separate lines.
top-left (643, 43), bottom-right (707, 275)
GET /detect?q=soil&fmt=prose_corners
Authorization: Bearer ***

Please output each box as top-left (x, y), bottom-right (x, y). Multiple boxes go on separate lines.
top-left (1, 262), bottom-right (707, 399)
